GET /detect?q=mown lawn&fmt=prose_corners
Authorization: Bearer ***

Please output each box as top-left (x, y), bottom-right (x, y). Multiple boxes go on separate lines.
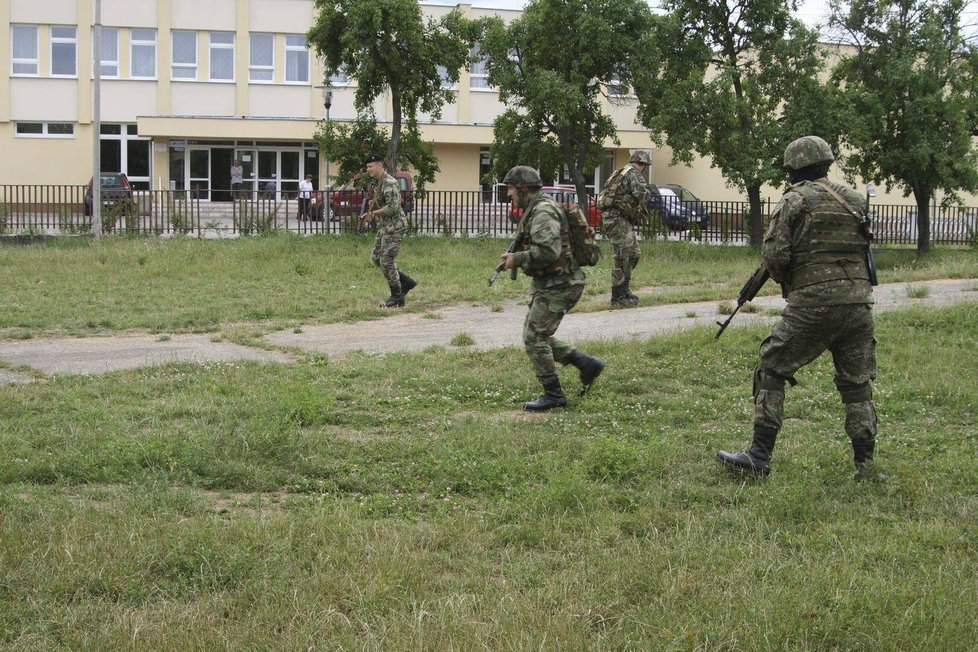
top-left (1, 233), bottom-right (976, 338)
top-left (1, 300), bottom-right (976, 649)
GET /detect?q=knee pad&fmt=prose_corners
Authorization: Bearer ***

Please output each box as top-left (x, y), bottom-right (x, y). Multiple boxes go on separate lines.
top-left (838, 382), bottom-right (872, 404)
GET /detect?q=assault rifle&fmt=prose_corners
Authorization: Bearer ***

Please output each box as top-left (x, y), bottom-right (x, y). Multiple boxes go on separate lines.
top-left (355, 180), bottom-right (376, 248)
top-left (715, 265), bottom-right (770, 339)
top-left (488, 233), bottom-right (524, 287)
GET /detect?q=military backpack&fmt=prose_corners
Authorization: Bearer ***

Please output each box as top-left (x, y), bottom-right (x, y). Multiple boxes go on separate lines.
top-left (562, 205), bottom-right (601, 267)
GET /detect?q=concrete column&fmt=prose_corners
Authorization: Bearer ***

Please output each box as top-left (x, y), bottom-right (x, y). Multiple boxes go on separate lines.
top-left (0, 0), bottom-right (11, 122)
top-left (76, 0), bottom-right (92, 124)
top-left (235, 0), bottom-right (249, 115)
top-left (157, 0), bottom-right (171, 114)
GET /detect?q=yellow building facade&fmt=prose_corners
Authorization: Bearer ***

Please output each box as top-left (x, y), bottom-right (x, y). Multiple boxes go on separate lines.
top-left (0, 0), bottom-right (966, 205)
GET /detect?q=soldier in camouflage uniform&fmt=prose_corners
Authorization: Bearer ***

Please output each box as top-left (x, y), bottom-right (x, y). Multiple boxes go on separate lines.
top-left (499, 165), bottom-right (606, 411)
top-left (716, 136), bottom-right (879, 479)
top-left (361, 154), bottom-right (418, 308)
top-left (596, 150), bottom-right (658, 307)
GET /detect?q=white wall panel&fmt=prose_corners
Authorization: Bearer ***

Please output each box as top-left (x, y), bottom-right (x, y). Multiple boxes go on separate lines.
top-left (249, 84), bottom-right (310, 118)
top-left (10, 79), bottom-right (78, 120)
top-left (10, 0), bottom-right (76, 24)
top-left (469, 92), bottom-right (505, 126)
top-left (171, 83), bottom-right (236, 116)
top-left (100, 81), bottom-right (157, 121)
top-left (101, 0), bottom-right (157, 28)
top-left (250, 0), bottom-right (314, 35)
top-left (172, 0), bottom-right (236, 30)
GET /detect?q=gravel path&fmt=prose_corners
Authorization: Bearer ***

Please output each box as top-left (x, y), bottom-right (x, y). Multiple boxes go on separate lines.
top-left (266, 278), bottom-right (978, 356)
top-left (1, 278), bottom-right (974, 383)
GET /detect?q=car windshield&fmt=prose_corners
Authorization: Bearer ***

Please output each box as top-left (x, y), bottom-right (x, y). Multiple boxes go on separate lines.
top-left (100, 175), bottom-right (124, 187)
top-left (544, 188), bottom-right (578, 203)
top-left (675, 189), bottom-right (697, 202)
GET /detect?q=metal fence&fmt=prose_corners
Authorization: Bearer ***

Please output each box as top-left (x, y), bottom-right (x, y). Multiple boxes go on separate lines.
top-left (1, 185), bottom-right (975, 246)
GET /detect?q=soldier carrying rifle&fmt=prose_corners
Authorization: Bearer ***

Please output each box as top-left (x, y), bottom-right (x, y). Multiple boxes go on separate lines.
top-left (716, 136), bottom-right (881, 480)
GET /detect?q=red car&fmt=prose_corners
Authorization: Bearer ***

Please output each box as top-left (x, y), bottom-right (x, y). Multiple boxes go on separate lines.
top-left (508, 185), bottom-right (601, 227)
top-left (313, 171), bottom-right (414, 220)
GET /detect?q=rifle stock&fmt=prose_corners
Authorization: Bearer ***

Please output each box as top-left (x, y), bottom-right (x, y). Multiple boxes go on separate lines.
top-left (715, 266), bottom-right (770, 339)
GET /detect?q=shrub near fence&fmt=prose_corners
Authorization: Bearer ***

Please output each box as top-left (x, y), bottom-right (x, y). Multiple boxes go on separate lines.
top-left (0, 185), bottom-right (975, 246)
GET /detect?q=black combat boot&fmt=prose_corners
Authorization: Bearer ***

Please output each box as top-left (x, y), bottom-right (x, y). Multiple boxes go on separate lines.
top-left (568, 350), bottom-right (605, 395)
top-left (381, 283), bottom-right (405, 308)
top-left (716, 426), bottom-right (778, 477)
top-left (852, 438), bottom-right (882, 481)
top-left (398, 271), bottom-right (418, 298)
top-left (611, 285), bottom-right (631, 308)
top-left (524, 379), bottom-right (567, 412)
top-left (623, 281), bottom-right (639, 305)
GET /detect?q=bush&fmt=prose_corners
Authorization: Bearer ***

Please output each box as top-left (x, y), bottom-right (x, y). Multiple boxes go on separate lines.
top-left (234, 200), bottom-right (278, 235)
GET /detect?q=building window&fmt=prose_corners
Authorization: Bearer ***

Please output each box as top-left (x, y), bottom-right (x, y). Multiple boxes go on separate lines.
top-left (171, 31), bottom-right (197, 79)
top-left (329, 66), bottom-right (348, 86)
top-left (209, 32), bottom-right (234, 81)
top-left (99, 123), bottom-right (151, 189)
top-left (469, 44), bottom-right (490, 89)
top-left (285, 34), bottom-right (309, 83)
top-left (11, 25), bottom-right (38, 76)
top-left (437, 65), bottom-right (455, 90)
top-left (607, 74), bottom-right (631, 98)
top-left (131, 28), bottom-right (156, 78)
top-left (15, 122), bottom-right (75, 138)
top-left (50, 26), bottom-right (77, 76)
top-left (249, 33), bottom-right (273, 82)
top-left (94, 26), bottom-right (119, 77)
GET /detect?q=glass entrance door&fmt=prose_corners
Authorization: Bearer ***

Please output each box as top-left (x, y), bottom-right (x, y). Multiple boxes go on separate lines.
top-left (235, 149), bottom-right (257, 197)
top-left (189, 148), bottom-right (210, 200)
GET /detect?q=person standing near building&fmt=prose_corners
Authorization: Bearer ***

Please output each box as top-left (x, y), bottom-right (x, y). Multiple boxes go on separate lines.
top-left (359, 155), bottom-right (417, 308)
top-left (716, 136), bottom-right (879, 479)
top-left (499, 165), bottom-right (605, 411)
top-left (230, 159), bottom-right (243, 199)
top-left (298, 173), bottom-right (314, 220)
top-left (595, 150), bottom-right (657, 307)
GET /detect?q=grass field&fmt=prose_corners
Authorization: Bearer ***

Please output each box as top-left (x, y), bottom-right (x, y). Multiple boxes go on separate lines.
top-left (1, 250), bottom-right (977, 651)
top-left (1, 233), bottom-right (976, 339)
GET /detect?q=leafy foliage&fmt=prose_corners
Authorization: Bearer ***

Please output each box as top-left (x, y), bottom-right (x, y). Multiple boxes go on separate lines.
top-left (828, 0), bottom-right (978, 253)
top-left (477, 0), bottom-right (654, 201)
top-left (308, 0), bottom-right (473, 190)
top-left (633, 0), bottom-right (840, 245)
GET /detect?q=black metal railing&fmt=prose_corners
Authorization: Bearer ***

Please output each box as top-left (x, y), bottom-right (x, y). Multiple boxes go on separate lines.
top-left (1, 185), bottom-right (975, 246)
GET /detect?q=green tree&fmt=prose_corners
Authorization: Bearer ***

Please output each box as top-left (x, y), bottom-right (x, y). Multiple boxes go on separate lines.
top-left (829, 0), bottom-right (978, 254)
top-left (308, 0), bottom-right (472, 190)
top-left (633, 0), bottom-right (838, 245)
top-left (477, 0), bottom-right (653, 203)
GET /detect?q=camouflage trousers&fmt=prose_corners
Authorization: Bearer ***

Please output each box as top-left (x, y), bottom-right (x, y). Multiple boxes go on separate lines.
top-left (523, 284), bottom-right (585, 384)
top-left (753, 303), bottom-right (878, 442)
top-left (601, 215), bottom-right (641, 287)
top-left (372, 230), bottom-right (403, 285)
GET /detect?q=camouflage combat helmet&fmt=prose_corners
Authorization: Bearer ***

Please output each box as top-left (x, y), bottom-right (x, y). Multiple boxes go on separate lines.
top-left (629, 150), bottom-right (652, 165)
top-left (503, 165), bottom-right (543, 187)
top-left (783, 136), bottom-right (834, 170)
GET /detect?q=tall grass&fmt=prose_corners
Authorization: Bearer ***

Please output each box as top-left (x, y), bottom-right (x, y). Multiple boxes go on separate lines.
top-left (1, 303), bottom-right (977, 648)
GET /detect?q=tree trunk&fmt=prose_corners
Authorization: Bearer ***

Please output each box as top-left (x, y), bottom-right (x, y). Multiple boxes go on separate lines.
top-left (387, 88), bottom-right (402, 172)
top-left (912, 185), bottom-right (931, 254)
top-left (747, 184), bottom-right (764, 247)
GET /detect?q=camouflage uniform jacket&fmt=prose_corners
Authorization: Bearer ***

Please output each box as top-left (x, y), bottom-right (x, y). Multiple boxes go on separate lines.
top-left (510, 192), bottom-right (585, 292)
top-left (763, 178), bottom-right (873, 306)
top-left (601, 163), bottom-right (657, 221)
top-left (371, 173), bottom-right (407, 234)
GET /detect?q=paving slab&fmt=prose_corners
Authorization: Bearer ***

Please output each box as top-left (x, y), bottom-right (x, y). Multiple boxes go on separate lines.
top-left (266, 278), bottom-right (978, 356)
top-left (0, 334), bottom-right (293, 376)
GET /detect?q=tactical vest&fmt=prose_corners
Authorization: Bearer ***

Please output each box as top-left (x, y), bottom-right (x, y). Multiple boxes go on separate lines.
top-left (519, 194), bottom-right (576, 277)
top-left (597, 165), bottom-right (640, 218)
top-left (787, 181), bottom-right (870, 291)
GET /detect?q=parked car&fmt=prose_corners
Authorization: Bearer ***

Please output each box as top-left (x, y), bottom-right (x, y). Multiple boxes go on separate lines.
top-left (318, 171), bottom-right (415, 220)
top-left (83, 173), bottom-right (135, 217)
top-left (648, 186), bottom-right (708, 230)
top-left (659, 184), bottom-right (711, 229)
top-left (508, 185), bottom-right (602, 227)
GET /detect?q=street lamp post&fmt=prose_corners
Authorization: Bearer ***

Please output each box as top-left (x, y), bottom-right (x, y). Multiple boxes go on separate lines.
top-left (316, 84), bottom-right (333, 221)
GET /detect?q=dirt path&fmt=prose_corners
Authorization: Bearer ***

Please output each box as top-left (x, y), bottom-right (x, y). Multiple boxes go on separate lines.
top-left (1, 278), bottom-right (975, 383)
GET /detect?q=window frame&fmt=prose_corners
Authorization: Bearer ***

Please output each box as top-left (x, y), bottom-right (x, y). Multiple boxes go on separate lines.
top-left (50, 25), bottom-right (77, 77)
top-left (284, 34), bottom-right (309, 84)
top-left (469, 44), bottom-right (491, 91)
top-left (130, 28), bottom-right (157, 79)
top-left (14, 121), bottom-right (76, 139)
top-left (209, 31), bottom-right (235, 82)
top-left (93, 26), bottom-right (119, 78)
top-left (249, 32), bottom-right (274, 83)
top-left (11, 24), bottom-right (39, 76)
top-left (171, 30), bottom-right (197, 80)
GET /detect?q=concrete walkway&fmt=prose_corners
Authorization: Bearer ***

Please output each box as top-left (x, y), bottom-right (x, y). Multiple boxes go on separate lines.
top-left (1, 278), bottom-right (975, 383)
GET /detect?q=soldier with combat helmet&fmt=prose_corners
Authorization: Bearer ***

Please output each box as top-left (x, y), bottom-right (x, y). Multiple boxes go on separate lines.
top-left (360, 154), bottom-right (418, 308)
top-left (595, 150), bottom-right (658, 307)
top-left (499, 165), bottom-right (605, 411)
top-left (716, 136), bottom-right (880, 479)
